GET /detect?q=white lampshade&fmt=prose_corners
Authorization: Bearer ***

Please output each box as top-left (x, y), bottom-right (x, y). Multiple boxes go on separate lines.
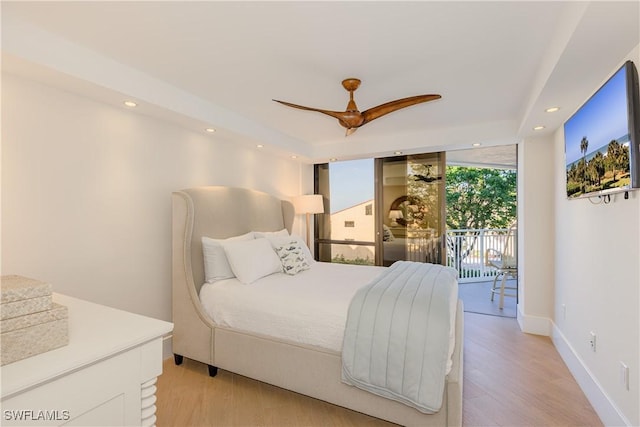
top-left (388, 209), bottom-right (403, 220)
top-left (292, 194), bottom-right (324, 214)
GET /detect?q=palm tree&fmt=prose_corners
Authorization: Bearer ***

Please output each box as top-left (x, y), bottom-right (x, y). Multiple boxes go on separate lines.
top-left (591, 151), bottom-right (605, 187)
top-left (607, 140), bottom-right (622, 182)
top-left (580, 137), bottom-right (589, 192)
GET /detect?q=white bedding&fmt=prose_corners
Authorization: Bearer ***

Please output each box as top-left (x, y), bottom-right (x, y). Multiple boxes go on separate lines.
top-left (342, 261), bottom-right (459, 413)
top-left (199, 261), bottom-right (457, 371)
top-left (199, 262), bottom-right (385, 352)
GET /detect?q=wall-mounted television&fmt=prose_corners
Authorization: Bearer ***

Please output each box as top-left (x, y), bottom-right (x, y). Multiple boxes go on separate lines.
top-left (564, 60), bottom-right (640, 199)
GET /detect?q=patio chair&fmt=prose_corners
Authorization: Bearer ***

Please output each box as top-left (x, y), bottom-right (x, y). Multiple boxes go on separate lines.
top-left (485, 224), bottom-right (517, 309)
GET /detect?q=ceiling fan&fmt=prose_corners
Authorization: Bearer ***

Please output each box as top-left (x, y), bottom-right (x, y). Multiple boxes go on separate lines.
top-left (273, 78), bottom-right (441, 136)
top-left (413, 165), bottom-right (442, 184)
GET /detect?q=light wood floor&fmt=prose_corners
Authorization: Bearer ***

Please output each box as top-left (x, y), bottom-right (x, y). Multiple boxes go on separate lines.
top-left (156, 312), bottom-right (602, 426)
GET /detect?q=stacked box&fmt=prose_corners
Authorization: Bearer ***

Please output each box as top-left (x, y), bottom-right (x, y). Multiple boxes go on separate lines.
top-left (1, 275), bottom-right (69, 366)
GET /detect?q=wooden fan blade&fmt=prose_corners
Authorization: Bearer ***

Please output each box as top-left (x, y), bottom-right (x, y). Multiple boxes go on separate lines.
top-left (273, 99), bottom-right (347, 121)
top-left (274, 99), bottom-right (366, 130)
top-left (362, 94), bottom-right (441, 125)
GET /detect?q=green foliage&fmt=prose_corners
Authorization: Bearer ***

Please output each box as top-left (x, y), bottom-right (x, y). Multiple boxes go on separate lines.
top-left (331, 254), bottom-right (374, 265)
top-left (405, 162), bottom-right (442, 229)
top-left (445, 166), bottom-right (516, 230)
top-left (566, 139), bottom-right (631, 197)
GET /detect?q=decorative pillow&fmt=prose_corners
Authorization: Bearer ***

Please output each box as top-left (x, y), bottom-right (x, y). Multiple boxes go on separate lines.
top-left (222, 238), bottom-right (283, 284)
top-left (383, 224), bottom-right (395, 242)
top-left (201, 232), bottom-right (254, 283)
top-left (267, 234), bottom-right (314, 265)
top-left (272, 239), bottom-right (311, 275)
top-left (253, 229), bottom-right (289, 239)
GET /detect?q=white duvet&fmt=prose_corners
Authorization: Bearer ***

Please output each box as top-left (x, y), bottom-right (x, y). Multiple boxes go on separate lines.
top-left (199, 262), bottom-right (386, 352)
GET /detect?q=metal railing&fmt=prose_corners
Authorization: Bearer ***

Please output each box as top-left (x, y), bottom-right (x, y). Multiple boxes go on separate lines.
top-left (446, 228), bottom-right (516, 282)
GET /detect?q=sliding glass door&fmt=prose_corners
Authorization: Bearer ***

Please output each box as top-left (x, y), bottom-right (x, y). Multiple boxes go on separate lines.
top-left (314, 153), bottom-right (446, 267)
top-left (376, 153), bottom-right (446, 266)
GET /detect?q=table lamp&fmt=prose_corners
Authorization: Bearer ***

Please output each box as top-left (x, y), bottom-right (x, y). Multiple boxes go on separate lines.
top-left (292, 194), bottom-right (324, 245)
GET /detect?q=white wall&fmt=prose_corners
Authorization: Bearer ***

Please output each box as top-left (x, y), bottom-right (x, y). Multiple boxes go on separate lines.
top-left (517, 136), bottom-right (556, 335)
top-left (1, 73), bottom-right (307, 324)
top-left (551, 50), bottom-right (640, 426)
top-left (514, 48), bottom-right (640, 425)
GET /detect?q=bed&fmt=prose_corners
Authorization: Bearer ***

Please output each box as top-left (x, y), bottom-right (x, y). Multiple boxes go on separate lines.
top-left (172, 186), bottom-right (464, 426)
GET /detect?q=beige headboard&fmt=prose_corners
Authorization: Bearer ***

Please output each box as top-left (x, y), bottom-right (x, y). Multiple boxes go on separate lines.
top-left (173, 186), bottom-right (295, 293)
top-left (171, 186), bottom-right (294, 364)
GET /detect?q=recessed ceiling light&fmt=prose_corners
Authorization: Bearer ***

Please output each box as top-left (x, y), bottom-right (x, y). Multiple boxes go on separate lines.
top-left (329, 158), bottom-right (338, 162)
top-left (257, 144), bottom-right (264, 148)
top-left (291, 155), bottom-right (298, 159)
top-left (123, 100), bottom-right (137, 107)
top-left (545, 107), bottom-right (560, 113)
top-left (394, 151), bottom-right (403, 155)
top-left (472, 143), bottom-right (482, 147)
top-left (205, 128), bottom-right (216, 133)
top-left (533, 125), bottom-right (545, 131)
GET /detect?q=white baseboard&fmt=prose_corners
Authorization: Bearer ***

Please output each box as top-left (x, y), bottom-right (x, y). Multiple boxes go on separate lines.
top-left (551, 323), bottom-right (630, 426)
top-left (516, 303), bottom-right (552, 336)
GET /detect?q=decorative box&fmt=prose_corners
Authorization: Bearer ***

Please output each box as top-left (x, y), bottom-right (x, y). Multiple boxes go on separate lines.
top-left (1, 275), bottom-right (52, 320)
top-left (0, 275), bottom-right (69, 366)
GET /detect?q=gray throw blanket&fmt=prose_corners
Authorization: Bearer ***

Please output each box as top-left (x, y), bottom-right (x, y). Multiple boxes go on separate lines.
top-left (341, 261), bottom-right (458, 413)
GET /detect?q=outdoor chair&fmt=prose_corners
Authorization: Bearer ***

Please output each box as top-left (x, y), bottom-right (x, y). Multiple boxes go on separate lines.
top-left (485, 224), bottom-right (517, 309)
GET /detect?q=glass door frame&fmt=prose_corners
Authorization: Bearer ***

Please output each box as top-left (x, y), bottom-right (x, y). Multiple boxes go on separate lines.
top-left (374, 152), bottom-right (447, 265)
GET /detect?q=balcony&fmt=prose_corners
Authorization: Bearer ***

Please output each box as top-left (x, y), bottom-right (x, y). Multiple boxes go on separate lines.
top-left (320, 227), bottom-right (517, 316)
top-left (447, 227), bottom-right (517, 317)
top-left (447, 228), bottom-right (517, 317)
top-left (446, 227), bottom-right (516, 283)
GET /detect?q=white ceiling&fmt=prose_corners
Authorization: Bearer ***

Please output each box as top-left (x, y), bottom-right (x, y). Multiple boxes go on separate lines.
top-left (2, 1), bottom-right (639, 165)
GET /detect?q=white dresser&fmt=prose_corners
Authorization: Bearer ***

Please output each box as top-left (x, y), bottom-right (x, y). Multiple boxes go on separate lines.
top-left (1, 294), bottom-right (173, 426)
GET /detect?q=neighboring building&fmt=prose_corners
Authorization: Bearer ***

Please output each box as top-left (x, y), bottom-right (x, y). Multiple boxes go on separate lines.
top-left (329, 200), bottom-right (375, 263)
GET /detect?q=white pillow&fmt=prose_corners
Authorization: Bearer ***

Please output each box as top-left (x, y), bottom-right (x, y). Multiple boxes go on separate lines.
top-left (267, 234), bottom-right (315, 265)
top-left (273, 239), bottom-right (311, 275)
top-left (253, 229), bottom-right (289, 239)
top-left (222, 238), bottom-right (283, 284)
top-left (201, 232), bottom-right (254, 283)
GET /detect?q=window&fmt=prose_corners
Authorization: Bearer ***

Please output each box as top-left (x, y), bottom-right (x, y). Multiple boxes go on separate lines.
top-left (315, 154), bottom-right (448, 267)
top-left (365, 204), bottom-right (372, 215)
top-left (315, 159), bottom-right (375, 265)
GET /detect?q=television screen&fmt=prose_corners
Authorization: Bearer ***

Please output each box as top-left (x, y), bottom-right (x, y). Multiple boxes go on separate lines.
top-left (564, 60), bottom-right (640, 199)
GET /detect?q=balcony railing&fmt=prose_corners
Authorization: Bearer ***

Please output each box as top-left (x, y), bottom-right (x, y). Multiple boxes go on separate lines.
top-left (446, 228), bottom-right (515, 283)
top-left (318, 227), bottom-right (516, 279)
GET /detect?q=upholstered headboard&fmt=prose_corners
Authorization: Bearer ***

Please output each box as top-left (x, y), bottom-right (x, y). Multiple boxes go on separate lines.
top-left (172, 186), bottom-right (295, 293)
top-left (171, 186), bottom-right (294, 364)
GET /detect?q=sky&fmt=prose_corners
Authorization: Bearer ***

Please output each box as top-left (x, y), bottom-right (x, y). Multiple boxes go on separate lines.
top-left (329, 158), bottom-right (374, 213)
top-left (564, 63), bottom-right (631, 165)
